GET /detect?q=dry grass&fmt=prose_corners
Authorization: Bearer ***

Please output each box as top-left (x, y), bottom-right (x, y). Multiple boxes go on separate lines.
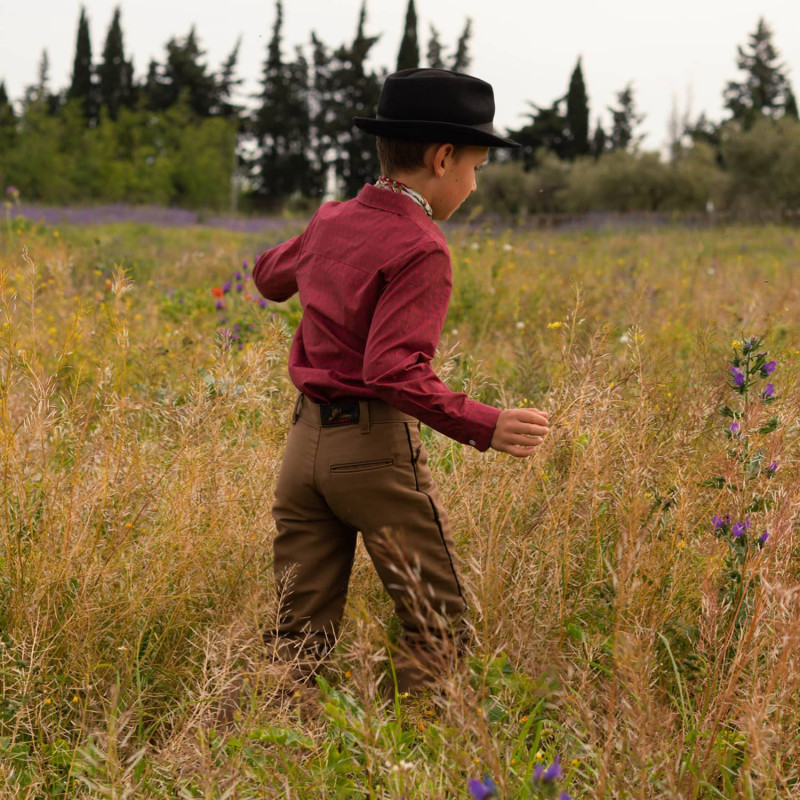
top-left (1, 218), bottom-right (799, 798)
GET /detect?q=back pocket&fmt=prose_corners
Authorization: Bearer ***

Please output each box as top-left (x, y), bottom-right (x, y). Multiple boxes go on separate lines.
top-left (330, 458), bottom-right (394, 474)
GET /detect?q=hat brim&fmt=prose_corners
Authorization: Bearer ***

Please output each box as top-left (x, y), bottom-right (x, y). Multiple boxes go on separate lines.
top-left (353, 116), bottom-right (520, 148)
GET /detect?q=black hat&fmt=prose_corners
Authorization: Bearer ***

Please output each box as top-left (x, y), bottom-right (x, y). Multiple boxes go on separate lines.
top-left (353, 68), bottom-right (520, 148)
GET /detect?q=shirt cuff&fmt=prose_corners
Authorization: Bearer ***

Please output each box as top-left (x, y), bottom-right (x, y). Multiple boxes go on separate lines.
top-left (463, 401), bottom-right (502, 452)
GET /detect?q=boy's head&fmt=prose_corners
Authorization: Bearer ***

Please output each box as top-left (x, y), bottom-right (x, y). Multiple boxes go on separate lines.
top-left (354, 69), bottom-right (518, 220)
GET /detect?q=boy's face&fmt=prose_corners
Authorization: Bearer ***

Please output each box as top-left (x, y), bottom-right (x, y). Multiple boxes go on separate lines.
top-left (429, 145), bottom-right (489, 221)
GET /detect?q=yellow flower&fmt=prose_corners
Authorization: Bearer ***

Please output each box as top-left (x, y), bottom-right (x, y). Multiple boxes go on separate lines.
top-left (547, 321), bottom-right (563, 329)
top-left (571, 758), bottom-right (579, 767)
top-left (535, 750), bottom-right (544, 761)
top-left (53, 231), bottom-right (60, 238)
top-left (731, 339), bottom-right (742, 349)
top-left (677, 540), bottom-right (687, 550)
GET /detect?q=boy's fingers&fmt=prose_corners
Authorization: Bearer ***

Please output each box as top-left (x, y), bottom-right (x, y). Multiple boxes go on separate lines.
top-left (507, 422), bottom-right (549, 437)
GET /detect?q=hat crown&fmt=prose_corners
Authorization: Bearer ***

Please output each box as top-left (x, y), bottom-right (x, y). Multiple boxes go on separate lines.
top-left (377, 68), bottom-right (495, 126)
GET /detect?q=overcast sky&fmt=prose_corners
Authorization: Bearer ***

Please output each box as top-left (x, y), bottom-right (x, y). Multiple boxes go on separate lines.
top-left (1, 1), bottom-right (798, 149)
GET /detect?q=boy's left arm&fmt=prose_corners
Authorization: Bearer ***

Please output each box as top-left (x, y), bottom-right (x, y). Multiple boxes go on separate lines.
top-left (253, 233), bottom-right (304, 302)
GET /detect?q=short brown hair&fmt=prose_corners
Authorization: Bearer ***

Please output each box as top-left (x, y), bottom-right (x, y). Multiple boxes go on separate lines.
top-left (376, 137), bottom-right (463, 175)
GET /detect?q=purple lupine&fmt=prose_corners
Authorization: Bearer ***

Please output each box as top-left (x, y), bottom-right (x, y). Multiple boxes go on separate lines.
top-left (468, 775), bottom-right (497, 799)
top-left (762, 383), bottom-right (775, 399)
top-left (758, 531), bottom-right (770, 545)
top-left (712, 514), bottom-right (726, 530)
top-left (729, 366), bottom-right (745, 387)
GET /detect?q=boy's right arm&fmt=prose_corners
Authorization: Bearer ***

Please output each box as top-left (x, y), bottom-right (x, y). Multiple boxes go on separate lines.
top-left (253, 234), bottom-right (304, 302)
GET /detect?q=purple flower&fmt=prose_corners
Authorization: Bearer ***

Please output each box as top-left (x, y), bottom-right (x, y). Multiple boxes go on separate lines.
top-left (729, 422), bottom-right (740, 434)
top-left (258, 298), bottom-right (268, 308)
top-left (219, 316), bottom-right (227, 324)
top-left (742, 338), bottom-right (756, 353)
top-left (242, 259), bottom-right (249, 270)
top-left (234, 271), bottom-right (242, 280)
top-left (729, 366), bottom-right (745, 387)
top-left (712, 514), bottom-right (726, 530)
top-left (222, 280), bottom-right (232, 293)
top-left (468, 775), bottom-right (497, 799)
top-left (731, 517), bottom-right (750, 539)
top-left (762, 360), bottom-right (777, 375)
top-left (534, 757), bottom-right (563, 783)
top-left (758, 531), bottom-right (770, 545)
top-left (762, 383), bottom-right (775, 399)
top-left (767, 461), bottom-right (778, 473)
top-left (559, 793), bottom-right (572, 800)
top-left (235, 282), bottom-right (244, 292)
top-left (215, 300), bottom-right (224, 310)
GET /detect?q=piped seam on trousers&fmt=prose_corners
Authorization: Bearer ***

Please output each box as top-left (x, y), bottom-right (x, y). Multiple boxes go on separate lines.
top-left (403, 423), bottom-right (465, 607)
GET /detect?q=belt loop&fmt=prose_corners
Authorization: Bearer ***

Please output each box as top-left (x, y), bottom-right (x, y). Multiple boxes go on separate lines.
top-left (359, 399), bottom-right (370, 434)
top-left (292, 393), bottom-right (304, 424)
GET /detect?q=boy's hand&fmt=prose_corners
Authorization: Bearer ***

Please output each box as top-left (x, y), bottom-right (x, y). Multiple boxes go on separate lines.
top-left (490, 408), bottom-right (549, 457)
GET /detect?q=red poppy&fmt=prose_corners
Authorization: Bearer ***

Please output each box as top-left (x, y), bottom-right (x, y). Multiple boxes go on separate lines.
top-left (212, 286), bottom-right (224, 298)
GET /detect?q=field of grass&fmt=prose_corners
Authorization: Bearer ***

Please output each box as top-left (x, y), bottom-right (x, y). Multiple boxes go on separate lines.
top-left (1, 214), bottom-right (799, 798)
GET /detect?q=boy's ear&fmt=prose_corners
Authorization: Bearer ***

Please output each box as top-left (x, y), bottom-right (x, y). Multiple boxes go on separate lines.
top-left (427, 143), bottom-right (455, 177)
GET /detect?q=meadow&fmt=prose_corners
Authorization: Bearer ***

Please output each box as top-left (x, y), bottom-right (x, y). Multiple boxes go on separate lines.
top-left (0, 212), bottom-right (799, 798)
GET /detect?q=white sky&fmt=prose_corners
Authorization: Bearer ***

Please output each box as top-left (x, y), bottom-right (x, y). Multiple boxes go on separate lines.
top-left (1, 0), bottom-right (798, 150)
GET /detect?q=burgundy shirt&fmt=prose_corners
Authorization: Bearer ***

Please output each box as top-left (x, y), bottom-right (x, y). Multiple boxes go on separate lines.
top-left (253, 184), bottom-right (501, 451)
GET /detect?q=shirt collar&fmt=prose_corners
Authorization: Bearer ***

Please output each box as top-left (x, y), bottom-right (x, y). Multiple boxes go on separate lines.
top-left (374, 176), bottom-right (434, 219)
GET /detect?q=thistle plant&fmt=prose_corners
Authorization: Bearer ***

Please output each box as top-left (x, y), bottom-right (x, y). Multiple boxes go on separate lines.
top-left (710, 335), bottom-right (780, 634)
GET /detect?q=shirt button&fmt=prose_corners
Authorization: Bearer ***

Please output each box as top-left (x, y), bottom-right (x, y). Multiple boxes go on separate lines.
top-left (468, 439), bottom-right (476, 447)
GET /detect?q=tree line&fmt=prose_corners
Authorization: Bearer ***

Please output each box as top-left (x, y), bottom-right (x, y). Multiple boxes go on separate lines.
top-left (0, 3), bottom-right (798, 215)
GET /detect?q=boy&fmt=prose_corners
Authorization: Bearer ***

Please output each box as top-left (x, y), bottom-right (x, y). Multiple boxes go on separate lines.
top-left (253, 68), bottom-right (549, 693)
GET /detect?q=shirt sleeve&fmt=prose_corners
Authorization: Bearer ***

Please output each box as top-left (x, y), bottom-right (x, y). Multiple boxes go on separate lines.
top-left (362, 242), bottom-right (501, 451)
top-left (253, 233), bottom-right (304, 302)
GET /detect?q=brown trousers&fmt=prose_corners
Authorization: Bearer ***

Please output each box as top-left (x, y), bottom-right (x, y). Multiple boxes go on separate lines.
top-left (269, 394), bottom-right (467, 691)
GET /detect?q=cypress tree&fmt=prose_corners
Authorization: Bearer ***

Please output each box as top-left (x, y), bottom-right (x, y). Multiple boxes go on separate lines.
top-left (97, 7), bottom-right (134, 120)
top-left (608, 84), bottom-right (644, 152)
top-left (426, 25), bottom-right (446, 69)
top-left (0, 82), bottom-right (17, 154)
top-left (254, 0), bottom-right (316, 202)
top-left (565, 57), bottom-right (589, 158)
top-left (67, 7), bottom-right (96, 123)
top-left (724, 17), bottom-right (794, 128)
top-left (451, 18), bottom-right (473, 72)
top-left (396, 0), bottom-right (419, 71)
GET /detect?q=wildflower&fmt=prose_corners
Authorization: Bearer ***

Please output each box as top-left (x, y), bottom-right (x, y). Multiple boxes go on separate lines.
top-left (219, 316), bottom-right (227, 324)
top-left (731, 339), bottom-right (742, 349)
top-left (534, 758), bottom-right (563, 782)
top-left (468, 775), bottom-right (497, 799)
top-left (6, 185), bottom-right (18, 196)
top-left (731, 517), bottom-right (751, 539)
top-left (222, 280), bottom-right (232, 293)
top-left (215, 300), bottom-right (224, 310)
top-left (742, 337), bottom-right (757, 354)
top-left (559, 793), bottom-right (572, 800)
top-left (516, 321), bottom-right (525, 330)
top-left (548, 321), bottom-right (563, 329)
top-left (762, 383), bottom-right (775, 399)
top-left (766, 460), bottom-right (778, 473)
top-left (236, 282), bottom-right (244, 292)
top-left (242, 259), bottom-right (249, 270)
top-left (212, 286), bottom-right (224, 298)
top-left (729, 422), bottom-right (740, 434)
top-left (729, 366), bottom-right (745, 387)
top-left (758, 530), bottom-right (770, 545)
top-left (761, 360), bottom-right (777, 375)
top-left (234, 271), bottom-right (242, 280)
top-left (712, 514), bottom-right (728, 530)
top-left (258, 298), bottom-right (268, 308)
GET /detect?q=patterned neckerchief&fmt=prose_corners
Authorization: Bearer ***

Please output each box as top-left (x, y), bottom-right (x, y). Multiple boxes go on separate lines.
top-left (374, 175), bottom-right (433, 219)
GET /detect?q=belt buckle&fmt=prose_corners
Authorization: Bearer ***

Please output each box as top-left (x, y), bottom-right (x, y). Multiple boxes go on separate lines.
top-left (320, 400), bottom-right (360, 426)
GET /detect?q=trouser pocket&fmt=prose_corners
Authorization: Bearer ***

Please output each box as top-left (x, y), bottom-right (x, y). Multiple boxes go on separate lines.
top-left (330, 458), bottom-right (394, 473)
